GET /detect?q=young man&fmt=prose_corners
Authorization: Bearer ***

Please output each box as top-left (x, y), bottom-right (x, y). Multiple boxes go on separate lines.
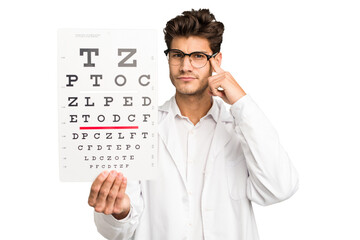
top-left (88, 9), bottom-right (299, 240)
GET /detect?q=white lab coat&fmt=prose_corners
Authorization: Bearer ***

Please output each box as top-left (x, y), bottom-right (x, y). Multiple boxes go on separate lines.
top-left (94, 95), bottom-right (299, 240)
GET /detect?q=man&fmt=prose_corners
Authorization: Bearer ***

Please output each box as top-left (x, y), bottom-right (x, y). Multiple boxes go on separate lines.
top-left (88, 9), bottom-right (299, 240)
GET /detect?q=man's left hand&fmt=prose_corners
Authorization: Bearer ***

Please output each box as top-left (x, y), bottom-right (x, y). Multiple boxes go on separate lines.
top-left (208, 58), bottom-right (246, 105)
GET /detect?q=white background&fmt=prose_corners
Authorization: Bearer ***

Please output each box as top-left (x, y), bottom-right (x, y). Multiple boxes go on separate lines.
top-left (1, 0), bottom-right (359, 239)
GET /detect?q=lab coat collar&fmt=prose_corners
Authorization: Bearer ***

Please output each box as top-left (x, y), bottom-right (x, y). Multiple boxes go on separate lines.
top-left (158, 96), bottom-right (234, 188)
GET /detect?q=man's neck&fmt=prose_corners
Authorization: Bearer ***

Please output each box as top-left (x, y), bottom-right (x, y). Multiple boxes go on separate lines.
top-left (175, 90), bottom-right (213, 125)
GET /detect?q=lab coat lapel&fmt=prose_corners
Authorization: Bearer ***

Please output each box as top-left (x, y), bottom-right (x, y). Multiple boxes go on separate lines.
top-left (204, 102), bottom-right (233, 181)
top-left (158, 108), bottom-right (187, 188)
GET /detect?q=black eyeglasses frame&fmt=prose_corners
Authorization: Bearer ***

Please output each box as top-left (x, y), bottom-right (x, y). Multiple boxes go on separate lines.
top-left (164, 49), bottom-right (218, 68)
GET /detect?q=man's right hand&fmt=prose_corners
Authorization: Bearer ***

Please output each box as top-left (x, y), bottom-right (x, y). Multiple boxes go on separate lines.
top-left (88, 170), bottom-right (130, 220)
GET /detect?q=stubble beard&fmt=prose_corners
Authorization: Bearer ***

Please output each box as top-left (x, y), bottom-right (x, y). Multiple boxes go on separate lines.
top-left (171, 70), bottom-right (212, 97)
top-left (177, 80), bottom-right (208, 96)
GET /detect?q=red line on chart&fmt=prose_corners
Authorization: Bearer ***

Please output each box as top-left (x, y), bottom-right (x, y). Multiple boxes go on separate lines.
top-left (80, 126), bottom-right (139, 130)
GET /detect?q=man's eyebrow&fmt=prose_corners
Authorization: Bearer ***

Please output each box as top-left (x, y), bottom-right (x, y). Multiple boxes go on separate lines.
top-left (188, 50), bottom-right (211, 55)
top-left (170, 49), bottom-right (211, 54)
top-left (194, 51), bottom-right (209, 53)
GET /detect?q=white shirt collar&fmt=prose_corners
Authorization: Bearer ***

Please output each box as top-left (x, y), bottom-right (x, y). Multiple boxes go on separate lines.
top-left (169, 96), bottom-right (220, 123)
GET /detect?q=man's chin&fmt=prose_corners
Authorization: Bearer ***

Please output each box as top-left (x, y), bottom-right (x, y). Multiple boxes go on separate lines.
top-left (176, 86), bottom-right (208, 96)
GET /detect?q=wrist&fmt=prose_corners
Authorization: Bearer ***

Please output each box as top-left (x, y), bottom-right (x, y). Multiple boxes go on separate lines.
top-left (111, 194), bottom-right (131, 220)
top-left (230, 90), bottom-right (246, 105)
top-left (112, 206), bottom-right (130, 220)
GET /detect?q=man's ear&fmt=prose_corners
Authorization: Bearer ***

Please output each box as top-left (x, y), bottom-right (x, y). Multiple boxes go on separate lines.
top-left (215, 52), bottom-right (222, 67)
top-left (211, 52), bottom-right (223, 73)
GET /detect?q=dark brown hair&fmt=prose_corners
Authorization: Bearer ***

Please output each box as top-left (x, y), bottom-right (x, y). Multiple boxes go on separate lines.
top-left (163, 9), bottom-right (225, 53)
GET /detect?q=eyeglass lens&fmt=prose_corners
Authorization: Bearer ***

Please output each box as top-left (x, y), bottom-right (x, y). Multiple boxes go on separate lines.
top-left (168, 50), bottom-right (208, 68)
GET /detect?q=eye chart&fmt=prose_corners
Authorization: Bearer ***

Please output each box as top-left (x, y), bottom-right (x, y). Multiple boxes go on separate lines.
top-left (58, 29), bottom-right (157, 182)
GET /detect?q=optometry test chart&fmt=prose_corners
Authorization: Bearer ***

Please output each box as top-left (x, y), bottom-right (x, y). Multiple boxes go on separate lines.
top-left (58, 29), bottom-right (158, 182)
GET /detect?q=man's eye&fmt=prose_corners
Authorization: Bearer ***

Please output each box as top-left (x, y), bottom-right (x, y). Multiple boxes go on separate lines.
top-left (193, 54), bottom-right (206, 59)
top-left (170, 52), bottom-right (183, 58)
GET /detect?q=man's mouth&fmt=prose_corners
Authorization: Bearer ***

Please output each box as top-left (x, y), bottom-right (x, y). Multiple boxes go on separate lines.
top-left (177, 76), bottom-right (196, 81)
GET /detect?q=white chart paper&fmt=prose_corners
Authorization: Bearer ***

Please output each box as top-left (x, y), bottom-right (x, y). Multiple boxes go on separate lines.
top-left (58, 29), bottom-right (158, 182)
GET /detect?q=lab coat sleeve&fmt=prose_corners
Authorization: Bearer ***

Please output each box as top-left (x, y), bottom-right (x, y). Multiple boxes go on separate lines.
top-left (230, 95), bottom-right (299, 206)
top-left (94, 180), bottom-right (144, 240)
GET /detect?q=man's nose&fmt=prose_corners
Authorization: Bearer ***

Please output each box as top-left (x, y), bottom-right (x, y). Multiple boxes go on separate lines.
top-left (180, 55), bottom-right (193, 71)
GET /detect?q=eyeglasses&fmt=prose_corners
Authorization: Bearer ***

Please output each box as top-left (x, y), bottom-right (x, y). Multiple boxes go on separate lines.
top-left (164, 49), bottom-right (218, 69)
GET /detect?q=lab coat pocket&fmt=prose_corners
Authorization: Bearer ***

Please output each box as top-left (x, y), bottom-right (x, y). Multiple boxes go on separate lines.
top-left (226, 157), bottom-right (248, 201)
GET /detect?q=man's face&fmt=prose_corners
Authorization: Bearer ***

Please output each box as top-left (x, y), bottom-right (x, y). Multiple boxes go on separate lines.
top-left (168, 36), bottom-right (214, 96)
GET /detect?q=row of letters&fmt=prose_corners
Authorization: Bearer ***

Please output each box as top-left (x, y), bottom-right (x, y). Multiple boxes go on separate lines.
top-left (78, 144), bottom-right (141, 151)
top-left (69, 113), bottom-right (151, 123)
top-left (72, 132), bottom-right (150, 140)
top-left (67, 96), bottom-right (152, 107)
